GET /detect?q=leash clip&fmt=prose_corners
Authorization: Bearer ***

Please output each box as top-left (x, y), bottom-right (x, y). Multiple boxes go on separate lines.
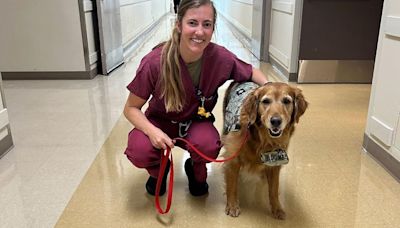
top-left (178, 120), bottom-right (192, 137)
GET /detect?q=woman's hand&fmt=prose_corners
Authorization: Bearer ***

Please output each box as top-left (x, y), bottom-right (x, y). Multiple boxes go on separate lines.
top-left (251, 68), bottom-right (269, 85)
top-left (147, 126), bottom-right (175, 150)
top-left (124, 93), bottom-right (175, 150)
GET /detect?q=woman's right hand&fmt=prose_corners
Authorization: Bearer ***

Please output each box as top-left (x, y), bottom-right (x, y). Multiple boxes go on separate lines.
top-left (124, 93), bottom-right (175, 150)
top-left (147, 127), bottom-right (175, 150)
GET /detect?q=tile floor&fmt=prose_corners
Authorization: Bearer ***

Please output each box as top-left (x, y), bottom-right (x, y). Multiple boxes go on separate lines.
top-left (1, 14), bottom-right (400, 228)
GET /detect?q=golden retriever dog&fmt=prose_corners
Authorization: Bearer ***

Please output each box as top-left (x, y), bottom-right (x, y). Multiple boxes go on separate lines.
top-left (222, 82), bottom-right (308, 219)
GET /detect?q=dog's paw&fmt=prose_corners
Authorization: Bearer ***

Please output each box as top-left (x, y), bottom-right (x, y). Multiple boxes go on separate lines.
top-left (272, 208), bottom-right (286, 220)
top-left (225, 204), bottom-right (241, 217)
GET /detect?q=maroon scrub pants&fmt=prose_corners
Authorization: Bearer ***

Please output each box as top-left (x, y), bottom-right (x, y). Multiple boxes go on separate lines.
top-left (124, 118), bottom-right (222, 183)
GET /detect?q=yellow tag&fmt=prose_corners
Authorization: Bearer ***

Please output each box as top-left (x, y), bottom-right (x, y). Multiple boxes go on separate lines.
top-left (197, 107), bottom-right (211, 118)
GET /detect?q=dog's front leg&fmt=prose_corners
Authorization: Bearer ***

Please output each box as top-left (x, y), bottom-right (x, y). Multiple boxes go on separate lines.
top-left (267, 166), bottom-right (286, 220)
top-left (224, 161), bottom-right (241, 217)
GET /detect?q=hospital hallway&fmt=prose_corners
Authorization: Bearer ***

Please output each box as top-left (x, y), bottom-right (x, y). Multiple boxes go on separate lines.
top-left (1, 10), bottom-right (400, 228)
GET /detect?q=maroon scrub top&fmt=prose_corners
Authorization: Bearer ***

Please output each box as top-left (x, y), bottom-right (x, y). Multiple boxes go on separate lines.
top-left (127, 42), bottom-right (253, 122)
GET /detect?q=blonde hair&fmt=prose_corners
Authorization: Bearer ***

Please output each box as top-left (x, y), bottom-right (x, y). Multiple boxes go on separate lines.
top-left (160, 0), bottom-right (216, 112)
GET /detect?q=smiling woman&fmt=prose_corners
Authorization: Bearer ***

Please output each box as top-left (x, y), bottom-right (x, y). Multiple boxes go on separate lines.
top-left (177, 3), bottom-right (214, 63)
top-left (122, 0), bottom-right (269, 199)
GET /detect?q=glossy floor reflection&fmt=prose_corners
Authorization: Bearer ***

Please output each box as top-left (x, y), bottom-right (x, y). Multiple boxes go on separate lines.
top-left (55, 83), bottom-right (400, 228)
top-left (1, 14), bottom-right (399, 228)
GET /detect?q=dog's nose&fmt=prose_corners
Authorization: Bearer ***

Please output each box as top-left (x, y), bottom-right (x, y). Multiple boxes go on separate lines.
top-left (270, 116), bottom-right (282, 127)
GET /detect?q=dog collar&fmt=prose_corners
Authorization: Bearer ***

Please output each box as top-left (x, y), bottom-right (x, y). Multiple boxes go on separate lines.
top-left (260, 149), bottom-right (289, 166)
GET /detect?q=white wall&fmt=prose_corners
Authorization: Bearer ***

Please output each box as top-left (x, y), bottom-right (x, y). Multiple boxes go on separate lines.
top-left (0, 0), bottom-right (86, 72)
top-left (215, 0), bottom-right (301, 76)
top-left (119, 0), bottom-right (169, 48)
top-left (269, 0), bottom-right (300, 74)
top-left (84, 0), bottom-right (98, 70)
top-left (0, 76), bottom-right (10, 142)
top-left (214, 0), bottom-right (253, 38)
top-left (365, 0), bottom-right (400, 161)
top-left (0, 73), bottom-right (13, 157)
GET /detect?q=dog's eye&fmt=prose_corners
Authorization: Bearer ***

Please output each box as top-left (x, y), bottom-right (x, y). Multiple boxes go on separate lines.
top-left (261, 99), bottom-right (271, 105)
top-left (282, 98), bottom-right (292, 105)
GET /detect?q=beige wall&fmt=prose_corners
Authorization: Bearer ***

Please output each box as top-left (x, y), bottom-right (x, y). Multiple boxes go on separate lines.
top-left (0, 0), bottom-right (86, 72)
top-left (0, 0), bottom-right (168, 74)
top-left (365, 0), bottom-right (400, 161)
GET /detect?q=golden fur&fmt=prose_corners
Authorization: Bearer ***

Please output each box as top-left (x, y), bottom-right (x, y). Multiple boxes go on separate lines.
top-left (222, 82), bottom-right (308, 219)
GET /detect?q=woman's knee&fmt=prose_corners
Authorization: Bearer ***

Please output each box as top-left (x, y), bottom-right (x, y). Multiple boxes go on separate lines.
top-left (185, 122), bottom-right (222, 161)
top-left (197, 138), bottom-right (222, 157)
top-left (124, 129), bottom-right (161, 168)
top-left (189, 139), bottom-right (222, 162)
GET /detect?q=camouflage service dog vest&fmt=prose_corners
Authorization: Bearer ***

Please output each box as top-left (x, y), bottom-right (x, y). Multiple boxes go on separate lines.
top-left (223, 82), bottom-right (259, 134)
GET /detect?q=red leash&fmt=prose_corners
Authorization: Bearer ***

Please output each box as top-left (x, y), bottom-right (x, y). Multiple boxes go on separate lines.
top-left (155, 147), bottom-right (174, 214)
top-left (155, 130), bottom-right (249, 214)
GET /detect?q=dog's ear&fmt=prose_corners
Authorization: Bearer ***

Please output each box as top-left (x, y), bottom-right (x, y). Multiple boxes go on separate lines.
top-left (241, 90), bottom-right (259, 126)
top-left (293, 88), bottom-right (308, 123)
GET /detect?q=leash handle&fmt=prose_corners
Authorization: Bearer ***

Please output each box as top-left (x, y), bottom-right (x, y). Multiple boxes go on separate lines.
top-left (154, 130), bottom-right (249, 214)
top-left (155, 148), bottom-right (174, 214)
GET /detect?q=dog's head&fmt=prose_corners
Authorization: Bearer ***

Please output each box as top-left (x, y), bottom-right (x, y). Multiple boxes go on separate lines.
top-left (241, 82), bottom-right (308, 138)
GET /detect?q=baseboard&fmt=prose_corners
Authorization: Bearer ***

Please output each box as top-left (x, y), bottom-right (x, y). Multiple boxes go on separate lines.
top-left (297, 60), bottom-right (374, 83)
top-left (363, 133), bottom-right (400, 182)
top-left (269, 57), bottom-right (290, 81)
top-left (2, 67), bottom-right (98, 80)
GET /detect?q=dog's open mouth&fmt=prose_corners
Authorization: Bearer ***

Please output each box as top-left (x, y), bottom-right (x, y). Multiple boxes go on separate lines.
top-left (268, 128), bottom-right (283, 138)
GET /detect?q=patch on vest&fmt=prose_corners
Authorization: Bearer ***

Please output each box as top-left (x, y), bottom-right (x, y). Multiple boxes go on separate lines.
top-left (224, 82), bottom-right (259, 133)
